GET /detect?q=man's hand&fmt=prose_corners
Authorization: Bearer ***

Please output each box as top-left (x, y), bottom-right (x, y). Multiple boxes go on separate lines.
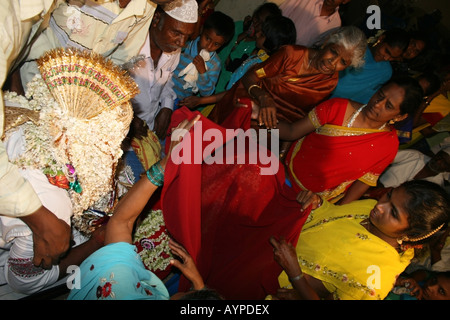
top-left (20, 206), bottom-right (71, 269)
top-left (153, 108), bottom-right (173, 140)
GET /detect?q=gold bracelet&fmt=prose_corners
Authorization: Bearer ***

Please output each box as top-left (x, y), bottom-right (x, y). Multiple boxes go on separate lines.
top-left (289, 274), bottom-right (304, 282)
top-left (248, 84), bottom-right (262, 97)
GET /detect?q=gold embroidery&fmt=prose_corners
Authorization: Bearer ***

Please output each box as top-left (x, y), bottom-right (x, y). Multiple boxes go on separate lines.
top-left (317, 124), bottom-right (384, 137)
top-left (317, 181), bottom-right (354, 201)
top-left (255, 67), bottom-right (266, 78)
top-left (358, 172), bottom-right (379, 186)
top-left (288, 139), bottom-right (354, 201)
top-left (308, 110), bottom-right (321, 129)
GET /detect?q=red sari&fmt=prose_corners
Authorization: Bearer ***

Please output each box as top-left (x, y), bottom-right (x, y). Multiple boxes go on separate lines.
top-left (161, 107), bottom-right (309, 299)
top-left (208, 45), bottom-right (339, 129)
top-left (285, 98), bottom-right (399, 201)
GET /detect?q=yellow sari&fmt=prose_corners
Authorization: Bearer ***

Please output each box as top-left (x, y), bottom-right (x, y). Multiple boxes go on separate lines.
top-left (278, 199), bottom-right (414, 300)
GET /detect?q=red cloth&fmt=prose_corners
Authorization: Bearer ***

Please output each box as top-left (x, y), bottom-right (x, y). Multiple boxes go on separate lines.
top-left (286, 98), bottom-right (399, 199)
top-left (161, 107), bottom-right (309, 299)
top-left (422, 112), bottom-right (444, 127)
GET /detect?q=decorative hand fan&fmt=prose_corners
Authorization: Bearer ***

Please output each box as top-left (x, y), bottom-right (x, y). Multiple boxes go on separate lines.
top-left (36, 47), bottom-right (140, 119)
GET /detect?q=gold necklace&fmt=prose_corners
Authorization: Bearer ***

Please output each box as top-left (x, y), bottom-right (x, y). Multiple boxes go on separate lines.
top-left (346, 104), bottom-right (366, 127)
top-left (346, 104), bottom-right (388, 130)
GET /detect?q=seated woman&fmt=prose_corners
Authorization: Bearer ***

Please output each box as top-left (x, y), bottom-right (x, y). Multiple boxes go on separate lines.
top-left (207, 26), bottom-right (367, 130)
top-left (269, 180), bottom-right (450, 300)
top-left (330, 28), bottom-right (411, 104)
top-left (278, 75), bottom-right (423, 204)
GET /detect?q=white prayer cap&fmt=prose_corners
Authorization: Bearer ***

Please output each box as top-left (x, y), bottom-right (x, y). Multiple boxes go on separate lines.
top-left (162, 0), bottom-right (198, 24)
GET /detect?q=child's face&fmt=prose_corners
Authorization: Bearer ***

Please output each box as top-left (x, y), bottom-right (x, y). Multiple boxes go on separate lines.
top-left (199, 29), bottom-right (226, 53)
top-left (422, 274), bottom-right (450, 300)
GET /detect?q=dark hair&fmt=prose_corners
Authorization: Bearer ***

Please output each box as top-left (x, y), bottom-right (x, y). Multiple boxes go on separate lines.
top-left (401, 180), bottom-right (450, 244)
top-left (177, 288), bottom-right (224, 300)
top-left (382, 28), bottom-right (411, 53)
top-left (408, 31), bottom-right (428, 51)
top-left (203, 11), bottom-right (235, 44)
top-left (261, 16), bottom-right (296, 55)
top-left (417, 72), bottom-right (441, 97)
top-left (253, 2), bottom-right (282, 18)
top-left (384, 75), bottom-right (424, 117)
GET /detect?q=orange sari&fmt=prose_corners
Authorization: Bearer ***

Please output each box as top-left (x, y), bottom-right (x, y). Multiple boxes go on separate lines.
top-left (208, 45), bottom-right (338, 129)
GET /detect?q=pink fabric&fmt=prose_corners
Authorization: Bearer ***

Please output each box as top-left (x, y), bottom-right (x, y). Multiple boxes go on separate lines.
top-left (280, 0), bottom-right (342, 46)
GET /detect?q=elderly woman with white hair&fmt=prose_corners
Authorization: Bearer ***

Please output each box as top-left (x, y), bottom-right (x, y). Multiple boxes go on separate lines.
top-left (207, 25), bottom-right (367, 130)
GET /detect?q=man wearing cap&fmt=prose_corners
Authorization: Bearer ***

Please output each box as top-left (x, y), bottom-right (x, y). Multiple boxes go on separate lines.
top-left (14, 0), bottom-right (178, 94)
top-left (130, 0), bottom-right (198, 141)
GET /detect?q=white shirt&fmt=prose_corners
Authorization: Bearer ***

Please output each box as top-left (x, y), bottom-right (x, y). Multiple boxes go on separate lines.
top-left (379, 149), bottom-right (449, 188)
top-left (0, 127), bottom-right (73, 294)
top-left (280, 0), bottom-right (342, 47)
top-left (130, 33), bottom-right (180, 130)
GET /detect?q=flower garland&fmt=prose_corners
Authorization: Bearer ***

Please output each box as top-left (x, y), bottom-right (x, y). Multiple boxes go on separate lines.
top-left (4, 75), bottom-right (132, 232)
top-left (133, 209), bottom-right (173, 273)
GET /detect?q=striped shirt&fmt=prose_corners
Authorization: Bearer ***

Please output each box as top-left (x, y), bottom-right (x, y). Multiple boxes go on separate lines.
top-left (172, 37), bottom-right (222, 101)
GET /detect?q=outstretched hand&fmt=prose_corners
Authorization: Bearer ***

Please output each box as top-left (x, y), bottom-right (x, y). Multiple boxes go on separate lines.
top-left (169, 238), bottom-right (205, 290)
top-left (269, 236), bottom-right (302, 280)
top-left (296, 190), bottom-right (323, 212)
top-left (395, 277), bottom-right (424, 300)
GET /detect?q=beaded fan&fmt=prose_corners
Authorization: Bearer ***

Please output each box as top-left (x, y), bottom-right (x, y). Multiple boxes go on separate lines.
top-left (3, 48), bottom-right (142, 234)
top-left (36, 47), bottom-right (139, 119)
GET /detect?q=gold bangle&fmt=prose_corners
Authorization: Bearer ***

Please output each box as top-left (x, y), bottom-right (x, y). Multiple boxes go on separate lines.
top-left (289, 274), bottom-right (303, 282)
top-left (248, 84), bottom-right (262, 97)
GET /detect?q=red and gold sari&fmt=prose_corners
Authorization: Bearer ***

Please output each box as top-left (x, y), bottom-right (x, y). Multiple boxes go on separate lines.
top-left (286, 98), bottom-right (399, 202)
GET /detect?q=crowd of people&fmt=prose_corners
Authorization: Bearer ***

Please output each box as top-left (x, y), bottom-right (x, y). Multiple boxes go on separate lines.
top-left (1, 0), bottom-right (450, 302)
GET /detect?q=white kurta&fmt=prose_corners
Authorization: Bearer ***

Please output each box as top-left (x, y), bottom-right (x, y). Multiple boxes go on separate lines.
top-left (130, 33), bottom-right (180, 131)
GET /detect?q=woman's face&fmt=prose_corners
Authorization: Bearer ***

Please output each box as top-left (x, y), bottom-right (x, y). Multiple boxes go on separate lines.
top-left (365, 83), bottom-right (407, 124)
top-left (373, 40), bottom-right (405, 62)
top-left (369, 187), bottom-right (410, 239)
top-left (403, 39), bottom-right (425, 60)
top-left (314, 43), bottom-right (353, 74)
top-left (422, 274), bottom-right (450, 300)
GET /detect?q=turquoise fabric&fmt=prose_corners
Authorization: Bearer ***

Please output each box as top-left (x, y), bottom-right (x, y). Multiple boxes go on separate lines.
top-left (330, 47), bottom-right (393, 104)
top-left (68, 242), bottom-right (170, 300)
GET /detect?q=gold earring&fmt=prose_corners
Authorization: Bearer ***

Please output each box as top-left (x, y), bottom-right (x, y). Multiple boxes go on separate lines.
top-left (372, 39), bottom-right (381, 48)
